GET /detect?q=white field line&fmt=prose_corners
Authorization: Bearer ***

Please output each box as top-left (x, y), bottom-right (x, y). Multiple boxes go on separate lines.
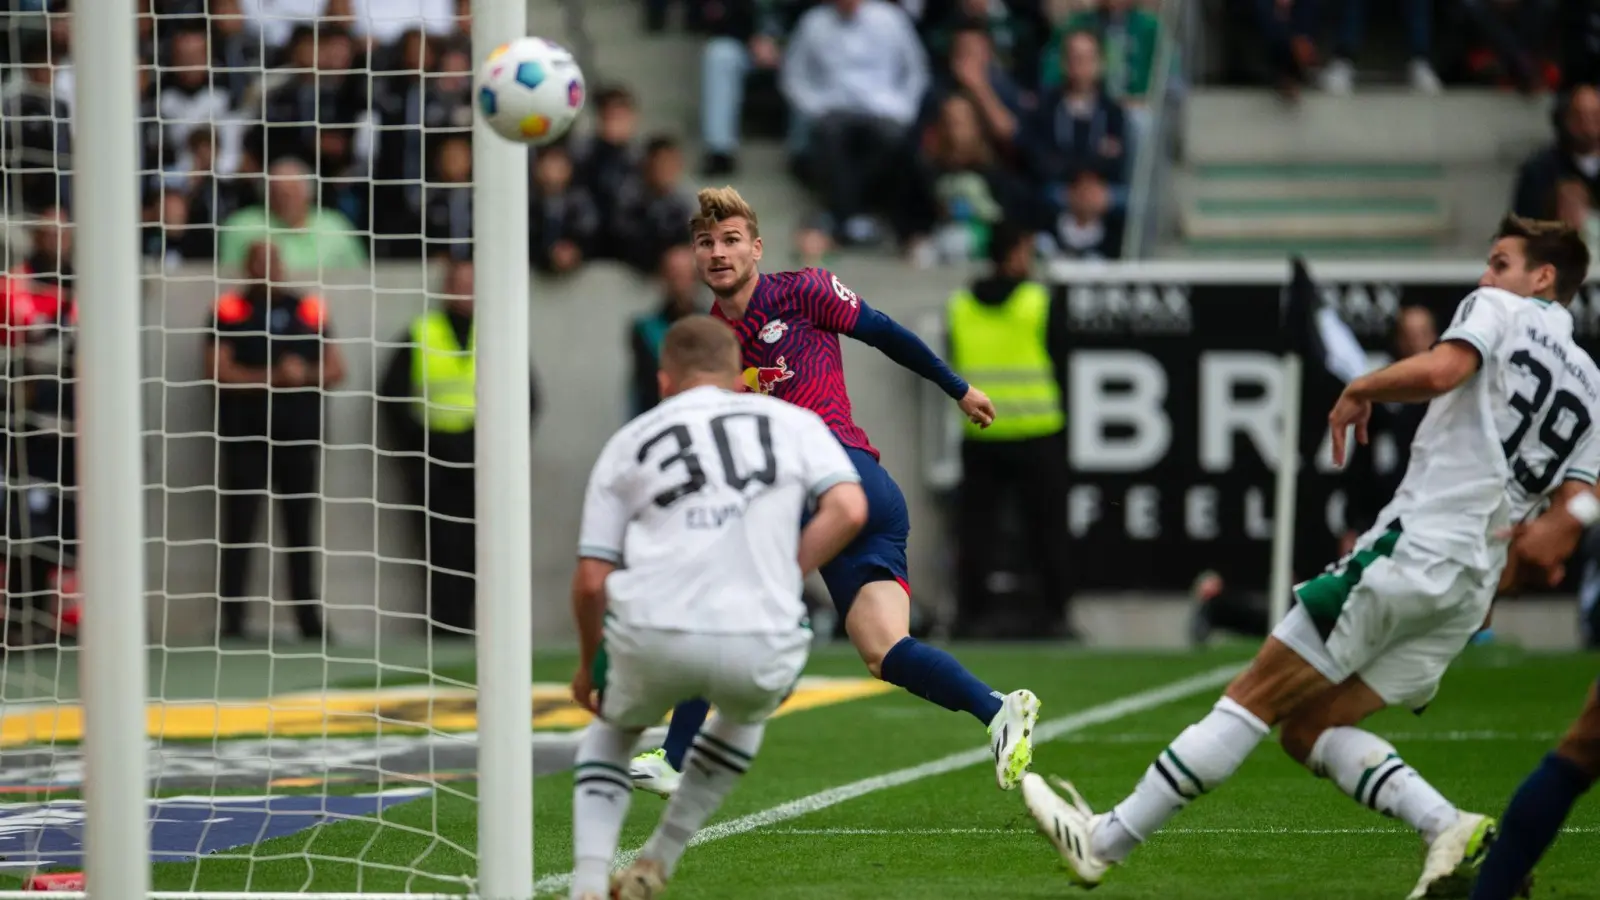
top-left (1054, 730), bottom-right (1565, 744)
top-left (533, 662), bottom-right (1242, 896)
top-left (764, 825), bottom-right (1600, 836)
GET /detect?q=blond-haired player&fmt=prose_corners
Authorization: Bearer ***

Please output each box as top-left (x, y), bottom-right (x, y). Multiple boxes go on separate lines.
top-left (630, 186), bottom-right (1042, 800)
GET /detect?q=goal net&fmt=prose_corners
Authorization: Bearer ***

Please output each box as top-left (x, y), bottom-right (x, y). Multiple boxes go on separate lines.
top-left (0, 1), bottom-right (535, 895)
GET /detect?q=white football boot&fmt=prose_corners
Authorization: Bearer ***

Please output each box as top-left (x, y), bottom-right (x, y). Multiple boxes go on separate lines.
top-left (611, 858), bottom-right (668, 900)
top-left (1407, 812), bottom-right (1496, 899)
top-left (1022, 772), bottom-right (1112, 887)
top-left (628, 749), bottom-right (682, 798)
top-left (988, 689), bottom-right (1041, 790)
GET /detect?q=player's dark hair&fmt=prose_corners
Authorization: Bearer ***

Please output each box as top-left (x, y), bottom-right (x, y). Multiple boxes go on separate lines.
top-left (950, 17), bottom-right (990, 44)
top-left (645, 135), bottom-right (680, 158)
top-left (1494, 213), bottom-right (1591, 305)
top-left (595, 86), bottom-right (636, 113)
top-left (661, 316), bottom-right (740, 378)
top-left (988, 222), bottom-right (1032, 270)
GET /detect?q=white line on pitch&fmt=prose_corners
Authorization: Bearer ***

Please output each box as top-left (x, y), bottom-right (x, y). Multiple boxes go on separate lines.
top-left (532, 662), bottom-right (1242, 896)
top-left (1055, 730), bottom-right (1564, 744)
top-left (760, 825), bottom-right (1600, 837)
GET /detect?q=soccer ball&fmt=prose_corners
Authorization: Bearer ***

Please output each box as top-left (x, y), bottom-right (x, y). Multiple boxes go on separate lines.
top-left (474, 37), bottom-right (585, 146)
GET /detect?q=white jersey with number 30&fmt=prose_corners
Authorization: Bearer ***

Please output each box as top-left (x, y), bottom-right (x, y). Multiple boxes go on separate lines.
top-left (1380, 287), bottom-right (1600, 569)
top-left (577, 385), bottom-right (860, 634)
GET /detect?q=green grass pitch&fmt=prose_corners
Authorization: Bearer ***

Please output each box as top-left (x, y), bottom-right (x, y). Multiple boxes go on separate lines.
top-left (33, 643), bottom-right (1600, 897)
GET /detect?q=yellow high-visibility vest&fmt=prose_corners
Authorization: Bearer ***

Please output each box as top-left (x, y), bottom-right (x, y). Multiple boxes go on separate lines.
top-left (947, 282), bottom-right (1064, 441)
top-left (410, 311), bottom-right (476, 433)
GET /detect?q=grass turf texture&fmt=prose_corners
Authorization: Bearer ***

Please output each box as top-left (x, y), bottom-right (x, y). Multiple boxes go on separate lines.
top-left (14, 644), bottom-right (1600, 898)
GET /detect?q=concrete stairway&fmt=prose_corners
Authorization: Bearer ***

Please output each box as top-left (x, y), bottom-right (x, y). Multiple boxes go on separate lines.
top-left (530, 0), bottom-right (813, 261)
top-left (1167, 88), bottom-right (1555, 258)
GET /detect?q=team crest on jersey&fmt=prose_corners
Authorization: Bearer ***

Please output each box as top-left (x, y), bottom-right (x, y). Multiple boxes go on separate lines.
top-left (758, 319), bottom-right (788, 344)
top-left (743, 356), bottom-right (794, 394)
top-left (830, 275), bottom-right (859, 309)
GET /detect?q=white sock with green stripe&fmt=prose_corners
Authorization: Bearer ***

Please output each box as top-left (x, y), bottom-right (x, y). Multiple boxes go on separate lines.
top-left (1308, 726), bottom-right (1459, 843)
top-left (1093, 697), bottom-right (1269, 863)
top-left (639, 714), bottom-right (766, 877)
top-left (571, 720), bottom-right (639, 899)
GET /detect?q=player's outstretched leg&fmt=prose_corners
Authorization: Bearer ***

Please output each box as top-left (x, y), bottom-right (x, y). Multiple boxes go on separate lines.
top-left (846, 579), bottom-right (1039, 790)
top-left (1280, 679), bottom-right (1495, 899)
top-left (1024, 638), bottom-right (1330, 886)
top-left (1470, 680), bottom-right (1600, 900)
top-left (630, 698), bottom-right (708, 797)
top-left (614, 713), bottom-right (767, 900)
top-left (1027, 695), bottom-right (1270, 886)
top-left (570, 718), bottom-right (641, 900)
top-left (1307, 726), bottom-right (1491, 898)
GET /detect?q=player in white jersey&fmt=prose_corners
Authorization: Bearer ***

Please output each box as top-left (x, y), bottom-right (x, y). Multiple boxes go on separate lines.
top-left (1023, 215), bottom-right (1600, 899)
top-left (565, 316), bottom-right (868, 900)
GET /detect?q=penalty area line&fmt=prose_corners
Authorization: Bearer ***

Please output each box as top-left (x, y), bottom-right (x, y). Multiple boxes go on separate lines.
top-left (532, 662), bottom-right (1242, 896)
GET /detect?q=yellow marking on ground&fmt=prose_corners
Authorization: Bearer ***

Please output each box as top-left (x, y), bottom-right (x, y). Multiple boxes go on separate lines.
top-left (0, 677), bottom-right (893, 747)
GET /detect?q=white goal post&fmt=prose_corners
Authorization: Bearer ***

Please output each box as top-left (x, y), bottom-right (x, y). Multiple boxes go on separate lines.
top-left (0, 1), bottom-right (536, 897)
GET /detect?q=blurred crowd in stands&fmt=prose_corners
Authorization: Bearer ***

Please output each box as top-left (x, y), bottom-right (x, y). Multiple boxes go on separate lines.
top-left (8, 1), bottom-right (1600, 282)
top-left (0, 0), bottom-right (701, 279)
top-left (1216, 0), bottom-right (1598, 100)
top-left (686, 0), bottom-right (1158, 265)
top-left (0, 0), bottom-right (1165, 285)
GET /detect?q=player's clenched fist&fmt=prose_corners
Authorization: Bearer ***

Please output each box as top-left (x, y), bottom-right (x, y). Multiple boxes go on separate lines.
top-left (960, 386), bottom-right (996, 428)
top-left (570, 666), bottom-right (598, 714)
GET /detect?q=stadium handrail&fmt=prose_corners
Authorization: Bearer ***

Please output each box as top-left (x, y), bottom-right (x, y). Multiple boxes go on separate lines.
top-left (1121, 0), bottom-right (1189, 260)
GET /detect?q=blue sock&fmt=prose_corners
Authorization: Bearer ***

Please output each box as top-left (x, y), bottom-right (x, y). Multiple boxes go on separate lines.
top-left (660, 698), bottom-right (710, 772)
top-left (1471, 753), bottom-right (1593, 900)
top-left (878, 636), bottom-right (1004, 725)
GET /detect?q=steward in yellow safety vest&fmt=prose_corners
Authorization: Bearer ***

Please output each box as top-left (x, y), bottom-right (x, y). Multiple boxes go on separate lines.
top-left (376, 258), bottom-right (539, 635)
top-left (946, 271), bottom-right (1064, 440)
top-left (944, 223), bottom-right (1076, 641)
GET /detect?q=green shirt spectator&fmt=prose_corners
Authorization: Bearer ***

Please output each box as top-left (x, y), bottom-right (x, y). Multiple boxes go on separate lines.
top-left (218, 158), bottom-right (367, 270)
top-left (1040, 2), bottom-right (1159, 101)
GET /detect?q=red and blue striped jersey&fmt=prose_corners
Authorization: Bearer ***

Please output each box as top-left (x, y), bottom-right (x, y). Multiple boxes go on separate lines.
top-left (711, 267), bottom-right (879, 459)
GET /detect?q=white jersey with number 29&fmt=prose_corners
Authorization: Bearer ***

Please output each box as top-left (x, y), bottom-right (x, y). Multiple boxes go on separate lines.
top-left (577, 385), bottom-right (861, 634)
top-left (1379, 287), bottom-right (1600, 569)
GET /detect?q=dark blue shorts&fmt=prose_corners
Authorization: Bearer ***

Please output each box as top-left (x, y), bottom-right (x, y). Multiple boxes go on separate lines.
top-left (814, 446), bottom-right (910, 617)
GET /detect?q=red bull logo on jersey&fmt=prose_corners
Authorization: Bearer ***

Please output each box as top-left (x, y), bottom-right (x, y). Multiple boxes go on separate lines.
top-left (743, 356), bottom-right (795, 394)
top-left (758, 319), bottom-right (788, 344)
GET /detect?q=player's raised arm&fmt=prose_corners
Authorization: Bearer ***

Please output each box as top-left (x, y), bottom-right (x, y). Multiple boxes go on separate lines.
top-left (799, 268), bottom-right (996, 427)
top-left (1329, 293), bottom-right (1502, 466)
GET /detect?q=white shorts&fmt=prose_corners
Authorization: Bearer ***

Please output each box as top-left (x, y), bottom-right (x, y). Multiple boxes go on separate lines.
top-left (1272, 524), bottom-right (1496, 711)
top-left (597, 623), bottom-right (811, 730)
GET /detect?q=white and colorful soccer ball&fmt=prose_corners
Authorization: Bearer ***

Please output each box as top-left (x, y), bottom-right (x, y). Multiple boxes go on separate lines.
top-left (474, 37), bottom-right (585, 146)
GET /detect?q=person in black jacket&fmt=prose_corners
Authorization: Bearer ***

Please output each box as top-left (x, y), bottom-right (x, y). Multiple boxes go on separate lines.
top-left (204, 241), bottom-right (346, 641)
top-left (378, 258), bottom-right (539, 635)
top-left (627, 245), bottom-right (702, 417)
top-left (1021, 29), bottom-right (1128, 202)
top-left (1513, 86), bottom-right (1600, 219)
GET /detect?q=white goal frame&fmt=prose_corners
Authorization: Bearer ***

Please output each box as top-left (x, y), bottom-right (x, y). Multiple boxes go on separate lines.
top-left (8, 3), bottom-right (538, 898)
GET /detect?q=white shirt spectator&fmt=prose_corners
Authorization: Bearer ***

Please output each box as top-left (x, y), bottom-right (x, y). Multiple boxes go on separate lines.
top-left (238, 0), bottom-right (327, 50)
top-left (242, 0), bottom-right (456, 48)
top-left (781, 0), bottom-right (930, 127)
top-left (348, 0), bottom-right (458, 45)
